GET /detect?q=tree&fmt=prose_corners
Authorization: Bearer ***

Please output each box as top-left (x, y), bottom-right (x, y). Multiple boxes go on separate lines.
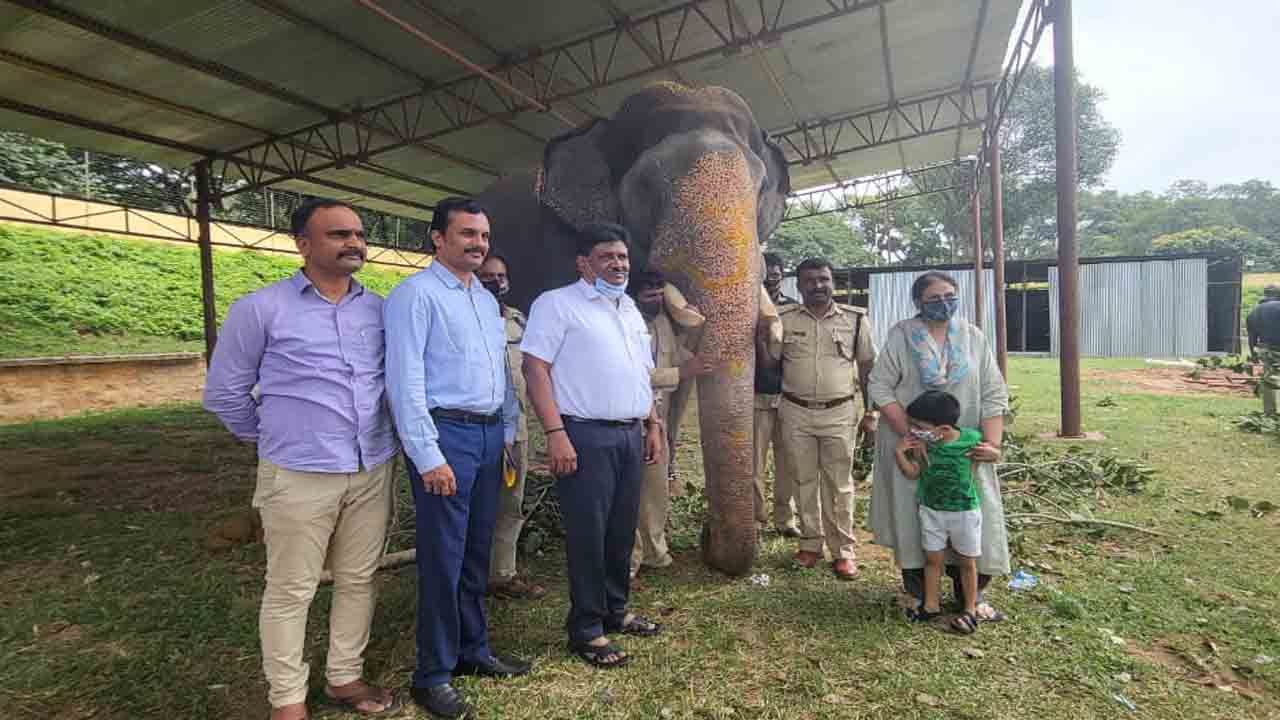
top-left (0, 130), bottom-right (97, 195)
top-left (767, 213), bottom-right (879, 268)
top-left (993, 63), bottom-right (1121, 259)
top-left (1150, 225), bottom-right (1278, 269)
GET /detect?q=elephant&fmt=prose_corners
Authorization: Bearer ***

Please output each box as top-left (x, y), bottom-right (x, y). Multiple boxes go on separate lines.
top-left (476, 82), bottom-right (791, 575)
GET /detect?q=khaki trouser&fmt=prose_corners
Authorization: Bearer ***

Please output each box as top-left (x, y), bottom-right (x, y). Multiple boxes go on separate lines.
top-left (1262, 344), bottom-right (1279, 416)
top-left (631, 427), bottom-right (673, 577)
top-left (779, 397), bottom-right (857, 561)
top-left (753, 394), bottom-right (797, 529)
top-left (489, 438), bottom-right (530, 582)
top-left (255, 457), bottom-right (394, 709)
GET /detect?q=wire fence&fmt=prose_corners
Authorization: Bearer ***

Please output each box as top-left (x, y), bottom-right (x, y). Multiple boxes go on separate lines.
top-left (0, 129), bottom-right (431, 251)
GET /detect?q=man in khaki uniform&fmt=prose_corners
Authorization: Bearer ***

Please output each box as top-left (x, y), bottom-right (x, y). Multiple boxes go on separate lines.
top-left (629, 271), bottom-right (710, 580)
top-left (754, 252), bottom-right (800, 537)
top-left (479, 254), bottom-right (546, 600)
top-left (764, 257), bottom-right (876, 580)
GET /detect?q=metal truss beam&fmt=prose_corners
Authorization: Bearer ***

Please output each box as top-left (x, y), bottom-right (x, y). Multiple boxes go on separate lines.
top-left (772, 83), bottom-right (992, 167)
top-left (0, 97), bottom-right (440, 215)
top-left (782, 160), bottom-right (975, 222)
top-left (212, 0), bottom-right (888, 195)
top-left (6, 0), bottom-right (498, 184)
top-left (977, 0), bottom-right (1051, 173)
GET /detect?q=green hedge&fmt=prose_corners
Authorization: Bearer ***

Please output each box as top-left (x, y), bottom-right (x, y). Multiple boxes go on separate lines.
top-left (0, 224), bottom-right (407, 358)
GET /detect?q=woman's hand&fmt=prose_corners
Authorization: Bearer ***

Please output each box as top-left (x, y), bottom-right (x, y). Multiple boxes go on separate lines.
top-left (967, 441), bottom-right (1002, 463)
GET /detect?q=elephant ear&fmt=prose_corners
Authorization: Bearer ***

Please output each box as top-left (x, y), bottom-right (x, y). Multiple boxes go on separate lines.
top-left (541, 120), bottom-right (619, 230)
top-left (756, 134), bottom-right (792, 242)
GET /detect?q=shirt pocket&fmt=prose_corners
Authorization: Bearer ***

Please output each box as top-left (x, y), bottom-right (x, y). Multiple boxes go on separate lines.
top-left (783, 330), bottom-right (811, 361)
top-left (352, 324), bottom-right (385, 366)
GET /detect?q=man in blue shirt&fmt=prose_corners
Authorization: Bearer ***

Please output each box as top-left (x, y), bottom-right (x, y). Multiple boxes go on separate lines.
top-left (384, 197), bottom-right (527, 719)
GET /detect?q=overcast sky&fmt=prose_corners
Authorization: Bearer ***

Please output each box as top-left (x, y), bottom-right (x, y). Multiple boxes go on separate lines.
top-left (1033, 0), bottom-right (1280, 194)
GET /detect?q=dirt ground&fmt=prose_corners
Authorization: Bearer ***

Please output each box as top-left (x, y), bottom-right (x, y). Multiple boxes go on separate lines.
top-left (1086, 366), bottom-right (1259, 398)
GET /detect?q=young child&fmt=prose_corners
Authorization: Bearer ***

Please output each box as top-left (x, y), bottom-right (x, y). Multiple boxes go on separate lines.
top-left (894, 390), bottom-right (984, 634)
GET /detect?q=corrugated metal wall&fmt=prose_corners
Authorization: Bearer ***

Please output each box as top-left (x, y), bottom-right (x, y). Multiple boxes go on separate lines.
top-left (868, 269), bottom-right (996, 350)
top-left (1049, 258), bottom-right (1207, 357)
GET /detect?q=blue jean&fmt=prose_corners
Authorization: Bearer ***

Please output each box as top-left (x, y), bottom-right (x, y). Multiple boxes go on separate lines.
top-left (407, 417), bottom-right (502, 688)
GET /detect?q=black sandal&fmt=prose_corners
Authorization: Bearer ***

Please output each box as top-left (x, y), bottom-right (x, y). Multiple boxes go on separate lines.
top-left (908, 606), bottom-right (942, 624)
top-left (607, 614), bottom-right (662, 637)
top-left (949, 612), bottom-right (979, 635)
top-left (569, 640), bottom-right (630, 669)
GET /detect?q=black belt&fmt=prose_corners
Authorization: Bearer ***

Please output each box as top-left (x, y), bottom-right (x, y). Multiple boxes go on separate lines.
top-left (431, 407), bottom-right (500, 425)
top-left (782, 392), bottom-right (854, 410)
top-left (562, 415), bottom-right (641, 428)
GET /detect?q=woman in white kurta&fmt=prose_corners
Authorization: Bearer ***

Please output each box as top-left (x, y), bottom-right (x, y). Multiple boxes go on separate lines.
top-left (867, 271), bottom-right (1010, 620)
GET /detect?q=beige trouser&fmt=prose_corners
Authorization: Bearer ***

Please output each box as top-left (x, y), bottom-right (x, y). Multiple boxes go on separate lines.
top-left (779, 398), bottom-right (857, 561)
top-left (753, 395), bottom-right (797, 529)
top-left (632, 427), bottom-right (673, 577)
top-left (489, 438), bottom-right (529, 582)
top-left (255, 457), bottom-right (393, 708)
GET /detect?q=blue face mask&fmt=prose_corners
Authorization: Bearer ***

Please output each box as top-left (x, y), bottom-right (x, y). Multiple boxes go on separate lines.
top-left (920, 297), bottom-right (960, 322)
top-left (594, 276), bottom-right (628, 300)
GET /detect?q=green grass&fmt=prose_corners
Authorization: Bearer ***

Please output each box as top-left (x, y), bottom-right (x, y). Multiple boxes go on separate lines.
top-left (0, 223), bottom-right (407, 358)
top-left (2, 358), bottom-right (1278, 719)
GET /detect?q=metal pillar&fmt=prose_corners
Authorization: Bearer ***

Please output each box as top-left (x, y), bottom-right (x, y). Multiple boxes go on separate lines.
top-left (1054, 0), bottom-right (1082, 437)
top-left (988, 137), bottom-right (1008, 376)
top-left (195, 162), bottom-right (218, 362)
top-left (971, 179), bottom-right (984, 330)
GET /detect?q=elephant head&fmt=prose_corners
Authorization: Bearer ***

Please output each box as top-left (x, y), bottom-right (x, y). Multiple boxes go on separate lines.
top-left (539, 83), bottom-right (791, 575)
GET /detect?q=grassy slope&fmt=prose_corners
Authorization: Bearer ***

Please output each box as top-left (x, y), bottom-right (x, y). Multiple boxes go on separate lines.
top-left (1, 358), bottom-right (1277, 719)
top-left (0, 223), bottom-right (406, 358)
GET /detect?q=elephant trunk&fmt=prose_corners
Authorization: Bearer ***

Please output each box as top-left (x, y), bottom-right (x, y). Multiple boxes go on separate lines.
top-left (648, 149), bottom-right (761, 576)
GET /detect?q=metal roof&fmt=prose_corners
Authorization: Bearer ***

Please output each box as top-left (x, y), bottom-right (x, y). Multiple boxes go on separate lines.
top-left (0, 0), bottom-right (1023, 219)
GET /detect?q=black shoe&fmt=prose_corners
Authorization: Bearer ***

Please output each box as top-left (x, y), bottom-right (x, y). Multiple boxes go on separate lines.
top-left (411, 683), bottom-right (472, 719)
top-left (453, 653), bottom-right (532, 678)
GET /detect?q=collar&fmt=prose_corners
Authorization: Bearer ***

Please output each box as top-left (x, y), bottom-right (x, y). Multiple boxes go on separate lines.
top-left (575, 278), bottom-right (634, 309)
top-left (429, 258), bottom-right (476, 290)
top-left (800, 301), bottom-right (841, 320)
top-left (291, 269), bottom-right (364, 298)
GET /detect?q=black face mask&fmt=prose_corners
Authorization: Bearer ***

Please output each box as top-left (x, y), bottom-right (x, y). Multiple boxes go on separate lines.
top-left (482, 280), bottom-right (507, 298)
top-left (637, 300), bottom-right (662, 317)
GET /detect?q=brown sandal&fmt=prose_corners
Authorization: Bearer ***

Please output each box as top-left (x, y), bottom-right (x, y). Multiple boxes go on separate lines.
top-left (323, 683), bottom-right (402, 717)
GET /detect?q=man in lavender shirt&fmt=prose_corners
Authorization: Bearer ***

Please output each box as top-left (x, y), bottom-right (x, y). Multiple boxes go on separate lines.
top-left (204, 199), bottom-right (401, 720)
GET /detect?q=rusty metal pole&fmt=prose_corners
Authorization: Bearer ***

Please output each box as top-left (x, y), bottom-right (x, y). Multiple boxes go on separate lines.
top-left (988, 135), bottom-right (1008, 377)
top-left (1054, 0), bottom-right (1082, 437)
top-left (195, 161), bottom-right (218, 362)
top-left (971, 173), bottom-right (984, 330)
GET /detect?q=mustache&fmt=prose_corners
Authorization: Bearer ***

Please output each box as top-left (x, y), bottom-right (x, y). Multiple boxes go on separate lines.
top-left (464, 245), bottom-right (486, 254)
top-left (339, 249), bottom-right (365, 259)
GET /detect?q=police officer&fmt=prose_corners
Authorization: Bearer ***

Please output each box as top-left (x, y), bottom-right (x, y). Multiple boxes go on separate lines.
top-left (755, 253), bottom-right (800, 537)
top-left (479, 253), bottom-right (547, 600)
top-left (765, 257), bottom-right (876, 580)
top-left (1248, 284), bottom-right (1280, 415)
top-left (628, 271), bottom-right (711, 582)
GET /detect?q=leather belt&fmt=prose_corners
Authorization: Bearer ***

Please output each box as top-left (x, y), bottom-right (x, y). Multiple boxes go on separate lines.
top-left (782, 392), bottom-right (854, 410)
top-left (562, 415), bottom-right (641, 428)
top-left (431, 407), bottom-right (500, 425)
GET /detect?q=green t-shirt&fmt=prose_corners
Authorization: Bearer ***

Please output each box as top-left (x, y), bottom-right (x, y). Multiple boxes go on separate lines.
top-left (916, 428), bottom-right (983, 512)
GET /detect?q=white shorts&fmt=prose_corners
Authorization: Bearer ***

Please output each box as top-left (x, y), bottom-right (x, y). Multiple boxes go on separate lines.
top-left (918, 506), bottom-right (982, 557)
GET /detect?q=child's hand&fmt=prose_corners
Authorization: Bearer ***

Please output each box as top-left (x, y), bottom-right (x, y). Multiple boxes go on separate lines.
top-left (896, 436), bottom-right (922, 454)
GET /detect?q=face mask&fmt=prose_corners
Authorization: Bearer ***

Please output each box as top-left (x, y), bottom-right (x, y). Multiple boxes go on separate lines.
top-left (594, 276), bottom-right (628, 300)
top-left (481, 280), bottom-right (507, 298)
top-left (910, 428), bottom-right (941, 444)
top-left (920, 297), bottom-right (959, 322)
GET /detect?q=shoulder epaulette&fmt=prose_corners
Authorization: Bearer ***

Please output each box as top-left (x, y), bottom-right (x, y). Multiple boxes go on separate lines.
top-left (778, 303), bottom-right (804, 315)
top-left (838, 303), bottom-right (867, 314)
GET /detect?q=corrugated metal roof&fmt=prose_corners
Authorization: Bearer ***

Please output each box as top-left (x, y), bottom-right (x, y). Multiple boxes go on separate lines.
top-left (0, 0), bottom-right (1023, 216)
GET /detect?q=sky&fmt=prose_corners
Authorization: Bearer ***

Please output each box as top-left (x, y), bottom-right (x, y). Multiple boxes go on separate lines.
top-left (1033, 0), bottom-right (1280, 194)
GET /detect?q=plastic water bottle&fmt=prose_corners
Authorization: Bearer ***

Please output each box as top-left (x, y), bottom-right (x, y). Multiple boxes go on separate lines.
top-left (1007, 569), bottom-right (1039, 591)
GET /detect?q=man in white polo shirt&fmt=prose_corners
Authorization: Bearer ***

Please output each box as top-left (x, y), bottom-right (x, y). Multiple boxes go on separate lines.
top-left (521, 222), bottom-right (665, 669)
